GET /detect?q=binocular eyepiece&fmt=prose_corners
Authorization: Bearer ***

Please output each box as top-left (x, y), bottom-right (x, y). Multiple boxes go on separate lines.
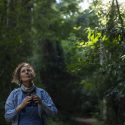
top-left (28, 98), bottom-right (37, 107)
top-left (27, 94), bottom-right (37, 107)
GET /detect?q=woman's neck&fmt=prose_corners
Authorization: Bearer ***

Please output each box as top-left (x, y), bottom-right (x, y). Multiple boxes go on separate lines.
top-left (22, 81), bottom-right (33, 88)
top-left (21, 83), bottom-right (36, 93)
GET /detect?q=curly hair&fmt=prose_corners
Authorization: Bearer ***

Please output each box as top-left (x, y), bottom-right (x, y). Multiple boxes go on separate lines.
top-left (11, 62), bottom-right (35, 84)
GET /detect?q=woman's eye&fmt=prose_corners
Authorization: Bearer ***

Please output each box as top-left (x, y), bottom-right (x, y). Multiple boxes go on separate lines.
top-left (27, 69), bottom-right (31, 72)
top-left (21, 67), bottom-right (32, 73)
top-left (21, 70), bottom-right (25, 73)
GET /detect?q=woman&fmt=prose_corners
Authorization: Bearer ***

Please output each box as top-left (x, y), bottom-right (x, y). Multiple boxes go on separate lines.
top-left (4, 62), bottom-right (58, 125)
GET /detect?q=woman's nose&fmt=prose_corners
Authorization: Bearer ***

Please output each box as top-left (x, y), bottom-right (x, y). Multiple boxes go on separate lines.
top-left (25, 70), bottom-right (29, 74)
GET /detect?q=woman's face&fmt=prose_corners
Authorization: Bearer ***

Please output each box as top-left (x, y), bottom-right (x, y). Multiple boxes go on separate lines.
top-left (20, 65), bottom-right (34, 87)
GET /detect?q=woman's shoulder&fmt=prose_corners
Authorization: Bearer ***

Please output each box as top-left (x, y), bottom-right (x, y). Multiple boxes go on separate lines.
top-left (9, 87), bottom-right (21, 95)
top-left (36, 87), bottom-right (50, 96)
top-left (36, 87), bottom-right (46, 93)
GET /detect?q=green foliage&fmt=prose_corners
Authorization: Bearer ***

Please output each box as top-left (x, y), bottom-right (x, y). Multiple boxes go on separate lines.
top-left (61, 0), bottom-right (125, 123)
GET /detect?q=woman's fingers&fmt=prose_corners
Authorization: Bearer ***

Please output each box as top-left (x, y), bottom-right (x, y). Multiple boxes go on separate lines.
top-left (22, 96), bottom-right (32, 106)
top-left (32, 95), bottom-right (41, 104)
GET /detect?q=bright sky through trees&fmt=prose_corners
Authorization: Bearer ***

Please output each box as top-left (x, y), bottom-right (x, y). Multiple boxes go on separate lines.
top-left (103, 0), bottom-right (125, 3)
top-left (56, 0), bottom-right (61, 4)
top-left (79, 0), bottom-right (125, 10)
top-left (56, 0), bottom-right (125, 10)
top-left (79, 0), bottom-right (92, 10)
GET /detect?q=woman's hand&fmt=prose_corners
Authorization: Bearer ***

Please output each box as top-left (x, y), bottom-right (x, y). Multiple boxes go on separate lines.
top-left (16, 96), bottom-right (32, 112)
top-left (21, 96), bottom-right (33, 107)
top-left (32, 95), bottom-right (42, 105)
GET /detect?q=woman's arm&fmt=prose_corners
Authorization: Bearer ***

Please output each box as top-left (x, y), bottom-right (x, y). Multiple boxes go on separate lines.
top-left (5, 89), bottom-right (33, 122)
top-left (33, 89), bottom-right (58, 116)
top-left (4, 90), bottom-right (18, 122)
top-left (40, 90), bottom-right (58, 116)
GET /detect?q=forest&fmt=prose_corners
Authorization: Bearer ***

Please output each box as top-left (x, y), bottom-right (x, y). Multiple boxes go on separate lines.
top-left (0, 0), bottom-right (125, 125)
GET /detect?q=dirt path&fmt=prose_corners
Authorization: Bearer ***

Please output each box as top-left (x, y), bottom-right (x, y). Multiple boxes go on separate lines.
top-left (72, 117), bottom-right (97, 125)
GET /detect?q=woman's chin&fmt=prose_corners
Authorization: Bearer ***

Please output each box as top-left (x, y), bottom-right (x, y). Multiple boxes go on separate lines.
top-left (22, 79), bottom-right (33, 84)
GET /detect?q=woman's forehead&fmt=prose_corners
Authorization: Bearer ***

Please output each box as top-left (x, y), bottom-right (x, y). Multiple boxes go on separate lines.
top-left (21, 65), bottom-right (32, 70)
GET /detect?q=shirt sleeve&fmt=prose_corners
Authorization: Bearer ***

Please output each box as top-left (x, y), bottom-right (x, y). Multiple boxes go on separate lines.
top-left (41, 89), bottom-right (58, 117)
top-left (4, 90), bottom-right (18, 122)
